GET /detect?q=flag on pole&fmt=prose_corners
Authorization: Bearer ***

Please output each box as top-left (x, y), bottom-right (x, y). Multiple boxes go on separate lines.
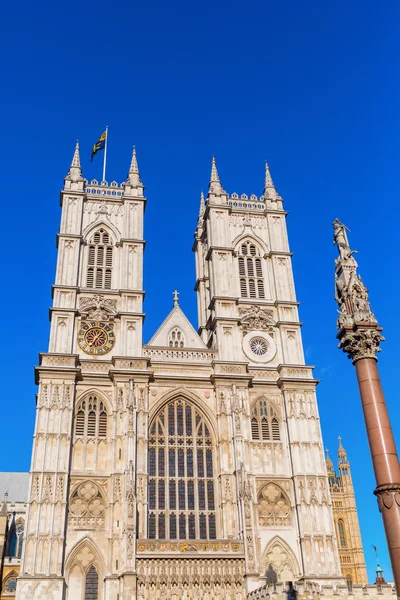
top-left (91, 130), bottom-right (107, 162)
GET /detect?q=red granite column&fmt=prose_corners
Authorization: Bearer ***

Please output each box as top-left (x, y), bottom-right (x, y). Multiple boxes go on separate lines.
top-left (355, 358), bottom-right (400, 594)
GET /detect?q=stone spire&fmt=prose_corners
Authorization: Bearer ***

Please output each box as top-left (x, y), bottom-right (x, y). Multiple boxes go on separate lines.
top-left (65, 141), bottom-right (84, 183)
top-left (199, 190), bottom-right (205, 216)
top-left (125, 146), bottom-right (144, 196)
top-left (264, 161), bottom-right (277, 200)
top-left (333, 219), bottom-right (384, 362)
top-left (209, 156), bottom-right (223, 195)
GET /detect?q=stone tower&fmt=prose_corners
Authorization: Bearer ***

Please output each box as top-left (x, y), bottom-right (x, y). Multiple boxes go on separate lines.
top-left (17, 144), bottom-right (146, 600)
top-left (17, 150), bottom-right (354, 600)
top-left (326, 440), bottom-right (368, 587)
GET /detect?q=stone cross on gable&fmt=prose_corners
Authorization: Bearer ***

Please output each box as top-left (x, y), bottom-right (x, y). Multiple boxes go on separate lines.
top-left (173, 290), bottom-right (179, 306)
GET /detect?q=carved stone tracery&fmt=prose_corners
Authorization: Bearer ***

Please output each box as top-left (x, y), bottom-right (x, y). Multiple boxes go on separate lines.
top-left (257, 483), bottom-right (291, 526)
top-left (79, 294), bottom-right (117, 322)
top-left (239, 306), bottom-right (275, 335)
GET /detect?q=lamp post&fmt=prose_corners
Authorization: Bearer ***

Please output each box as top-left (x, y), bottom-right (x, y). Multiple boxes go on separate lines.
top-left (333, 220), bottom-right (400, 597)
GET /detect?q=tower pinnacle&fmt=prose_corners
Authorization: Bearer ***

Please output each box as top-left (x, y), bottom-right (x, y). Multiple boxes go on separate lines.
top-left (264, 161), bottom-right (277, 199)
top-left (209, 156), bottom-right (223, 195)
top-left (65, 140), bottom-right (83, 183)
top-left (125, 146), bottom-right (144, 196)
top-left (338, 436), bottom-right (348, 463)
top-left (199, 190), bottom-right (205, 215)
top-left (325, 448), bottom-right (335, 475)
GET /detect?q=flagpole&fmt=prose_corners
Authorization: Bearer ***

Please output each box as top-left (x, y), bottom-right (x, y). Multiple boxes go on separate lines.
top-left (102, 126), bottom-right (108, 182)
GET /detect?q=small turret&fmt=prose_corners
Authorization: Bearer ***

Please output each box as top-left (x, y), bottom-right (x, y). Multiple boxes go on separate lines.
top-left (376, 564), bottom-right (385, 585)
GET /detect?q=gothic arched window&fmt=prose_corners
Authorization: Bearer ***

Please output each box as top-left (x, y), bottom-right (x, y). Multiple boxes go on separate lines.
top-left (148, 398), bottom-right (216, 540)
top-left (237, 241), bottom-right (265, 299)
top-left (6, 521), bottom-right (24, 559)
top-left (75, 395), bottom-right (107, 439)
top-left (266, 563), bottom-right (278, 585)
top-left (85, 565), bottom-right (99, 600)
top-left (168, 327), bottom-right (185, 348)
top-left (86, 228), bottom-right (113, 290)
top-left (338, 519), bottom-right (347, 547)
top-left (251, 399), bottom-right (280, 441)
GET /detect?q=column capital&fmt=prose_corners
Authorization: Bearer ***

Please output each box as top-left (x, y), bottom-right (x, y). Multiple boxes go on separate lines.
top-left (337, 324), bottom-right (385, 364)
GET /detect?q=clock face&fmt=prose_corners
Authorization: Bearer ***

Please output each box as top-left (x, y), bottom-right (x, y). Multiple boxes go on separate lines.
top-left (77, 321), bottom-right (115, 355)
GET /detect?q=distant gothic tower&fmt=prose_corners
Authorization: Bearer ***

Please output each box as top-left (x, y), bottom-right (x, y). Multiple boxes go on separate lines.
top-left (16, 149), bottom-right (347, 600)
top-left (326, 440), bottom-right (368, 587)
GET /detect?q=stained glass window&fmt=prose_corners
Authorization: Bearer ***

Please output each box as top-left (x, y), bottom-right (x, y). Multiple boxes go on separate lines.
top-left (5, 577), bottom-right (17, 592)
top-left (179, 513), bottom-right (186, 539)
top-left (159, 513), bottom-right (165, 539)
top-left (170, 513), bottom-right (177, 539)
top-left (149, 448), bottom-right (156, 476)
top-left (149, 479), bottom-right (156, 509)
top-left (85, 565), bottom-right (99, 600)
top-left (148, 398), bottom-right (216, 539)
top-left (189, 513), bottom-right (196, 539)
top-left (251, 399), bottom-right (280, 442)
top-left (158, 448), bottom-right (165, 477)
top-left (158, 480), bottom-right (165, 509)
top-left (149, 512), bottom-right (156, 539)
top-left (200, 513), bottom-right (207, 539)
top-left (266, 563), bottom-right (278, 585)
top-left (338, 519), bottom-right (347, 547)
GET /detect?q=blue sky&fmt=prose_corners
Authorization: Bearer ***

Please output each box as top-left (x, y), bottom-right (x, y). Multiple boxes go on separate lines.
top-left (1, 0), bottom-right (399, 583)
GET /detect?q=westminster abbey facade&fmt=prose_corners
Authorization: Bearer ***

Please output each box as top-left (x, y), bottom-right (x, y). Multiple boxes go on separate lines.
top-left (8, 145), bottom-right (394, 600)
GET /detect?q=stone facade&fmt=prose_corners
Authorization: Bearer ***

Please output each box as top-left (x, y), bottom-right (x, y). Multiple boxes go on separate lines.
top-left (13, 148), bottom-right (395, 599)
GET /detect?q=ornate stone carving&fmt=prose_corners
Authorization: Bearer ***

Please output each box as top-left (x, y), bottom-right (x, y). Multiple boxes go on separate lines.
top-left (338, 326), bottom-right (385, 363)
top-left (333, 219), bottom-right (384, 362)
top-left (126, 460), bottom-right (135, 520)
top-left (257, 483), bottom-right (291, 526)
top-left (79, 294), bottom-right (117, 321)
top-left (374, 483), bottom-right (400, 512)
top-left (69, 481), bottom-right (106, 528)
top-left (239, 306), bottom-right (275, 334)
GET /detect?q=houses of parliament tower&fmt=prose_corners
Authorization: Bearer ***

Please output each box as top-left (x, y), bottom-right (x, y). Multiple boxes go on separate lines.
top-left (9, 144), bottom-right (380, 600)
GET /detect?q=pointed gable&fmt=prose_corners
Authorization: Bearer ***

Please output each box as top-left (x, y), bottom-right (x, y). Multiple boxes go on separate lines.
top-left (147, 305), bottom-right (206, 349)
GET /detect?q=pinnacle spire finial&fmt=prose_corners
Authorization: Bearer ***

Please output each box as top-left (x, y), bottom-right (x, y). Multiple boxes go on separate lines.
top-left (129, 146), bottom-right (139, 174)
top-left (264, 161), bottom-right (277, 199)
top-left (338, 436), bottom-right (348, 462)
top-left (72, 140), bottom-right (81, 168)
top-left (125, 146), bottom-right (144, 195)
top-left (199, 190), bottom-right (205, 215)
top-left (325, 448), bottom-right (334, 473)
top-left (209, 156), bottom-right (223, 194)
top-left (65, 140), bottom-right (83, 183)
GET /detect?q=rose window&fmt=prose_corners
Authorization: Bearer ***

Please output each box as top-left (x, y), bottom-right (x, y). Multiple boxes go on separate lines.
top-left (250, 337), bottom-right (268, 356)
